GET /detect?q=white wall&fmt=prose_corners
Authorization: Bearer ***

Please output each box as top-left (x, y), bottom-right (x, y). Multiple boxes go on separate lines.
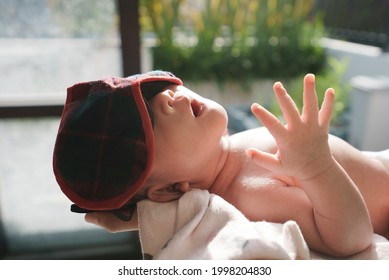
top-left (323, 38), bottom-right (389, 151)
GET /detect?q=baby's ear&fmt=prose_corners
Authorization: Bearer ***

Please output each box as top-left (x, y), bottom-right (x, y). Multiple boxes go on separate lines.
top-left (146, 182), bottom-right (190, 203)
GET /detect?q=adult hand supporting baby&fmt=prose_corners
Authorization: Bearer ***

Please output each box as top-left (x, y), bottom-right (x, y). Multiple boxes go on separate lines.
top-left (85, 209), bottom-right (139, 233)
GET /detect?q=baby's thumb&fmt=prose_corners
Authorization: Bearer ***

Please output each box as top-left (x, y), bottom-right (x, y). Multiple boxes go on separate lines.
top-left (246, 148), bottom-right (280, 172)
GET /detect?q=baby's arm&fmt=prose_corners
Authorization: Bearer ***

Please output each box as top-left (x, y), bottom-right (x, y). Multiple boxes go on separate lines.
top-left (246, 74), bottom-right (373, 256)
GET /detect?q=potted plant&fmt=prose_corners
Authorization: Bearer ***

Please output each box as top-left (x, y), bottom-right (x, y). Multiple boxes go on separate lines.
top-left (140, 0), bottom-right (349, 135)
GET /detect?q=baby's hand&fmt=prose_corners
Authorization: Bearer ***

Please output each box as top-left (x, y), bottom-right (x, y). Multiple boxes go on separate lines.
top-left (247, 74), bottom-right (335, 183)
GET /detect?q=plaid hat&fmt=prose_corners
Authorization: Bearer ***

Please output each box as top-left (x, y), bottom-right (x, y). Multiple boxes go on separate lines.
top-left (53, 71), bottom-right (183, 211)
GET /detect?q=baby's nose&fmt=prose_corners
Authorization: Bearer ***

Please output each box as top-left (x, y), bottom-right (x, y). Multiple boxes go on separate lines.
top-left (171, 94), bottom-right (191, 105)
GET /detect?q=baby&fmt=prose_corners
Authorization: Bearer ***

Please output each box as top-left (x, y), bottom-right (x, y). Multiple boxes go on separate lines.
top-left (53, 70), bottom-right (389, 257)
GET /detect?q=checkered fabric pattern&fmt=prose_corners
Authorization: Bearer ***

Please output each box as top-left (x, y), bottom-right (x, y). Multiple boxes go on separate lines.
top-left (53, 71), bottom-right (182, 210)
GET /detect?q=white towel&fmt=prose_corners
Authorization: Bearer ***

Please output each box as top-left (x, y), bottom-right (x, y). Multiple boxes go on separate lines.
top-left (137, 189), bottom-right (310, 260)
top-left (310, 234), bottom-right (389, 260)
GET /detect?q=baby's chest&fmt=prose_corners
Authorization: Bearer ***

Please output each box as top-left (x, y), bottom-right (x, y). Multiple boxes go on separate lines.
top-left (240, 175), bottom-right (287, 190)
top-left (227, 173), bottom-right (307, 221)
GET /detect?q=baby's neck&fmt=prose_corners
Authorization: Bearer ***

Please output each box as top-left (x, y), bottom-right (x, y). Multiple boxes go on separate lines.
top-left (204, 136), bottom-right (244, 196)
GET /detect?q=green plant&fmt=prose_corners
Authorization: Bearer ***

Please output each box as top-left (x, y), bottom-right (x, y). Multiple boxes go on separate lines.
top-left (269, 56), bottom-right (351, 124)
top-left (141, 0), bottom-right (327, 84)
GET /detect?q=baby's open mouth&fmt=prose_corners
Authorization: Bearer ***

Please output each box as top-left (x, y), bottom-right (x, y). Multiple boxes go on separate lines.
top-left (190, 99), bottom-right (205, 117)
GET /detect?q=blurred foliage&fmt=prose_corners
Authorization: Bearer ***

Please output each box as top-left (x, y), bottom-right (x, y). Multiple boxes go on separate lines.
top-left (269, 57), bottom-right (351, 124)
top-left (140, 0), bottom-right (327, 85)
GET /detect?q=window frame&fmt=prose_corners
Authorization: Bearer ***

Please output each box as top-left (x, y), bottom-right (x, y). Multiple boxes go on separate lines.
top-left (0, 0), bottom-right (140, 119)
top-left (0, 0), bottom-right (141, 259)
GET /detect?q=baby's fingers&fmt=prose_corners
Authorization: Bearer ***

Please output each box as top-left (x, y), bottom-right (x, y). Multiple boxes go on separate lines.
top-left (251, 103), bottom-right (287, 140)
top-left (273, 82), bottom-right (301, 128)
top-left (319, 88), bottom-right (335, 128)
top-left (302, 74), bottom-right (319, 123)
top-left (246, 148), bottom-right (282, 172)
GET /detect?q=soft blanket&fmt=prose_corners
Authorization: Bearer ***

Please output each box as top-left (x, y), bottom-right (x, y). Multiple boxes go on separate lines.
top-left (137, 189), bottom-right (309, 259)
top-left (137, 189), bottom-right (389, 260)
top-left (311, 234), bottom-right (389, 260)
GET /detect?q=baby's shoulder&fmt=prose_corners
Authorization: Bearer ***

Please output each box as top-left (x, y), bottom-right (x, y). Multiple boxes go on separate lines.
top-left (229, 127), bottom-right (276, 152)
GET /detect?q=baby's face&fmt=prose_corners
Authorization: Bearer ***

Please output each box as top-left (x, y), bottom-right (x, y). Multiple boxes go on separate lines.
top-left (146, 85), bottom-right (228, 184)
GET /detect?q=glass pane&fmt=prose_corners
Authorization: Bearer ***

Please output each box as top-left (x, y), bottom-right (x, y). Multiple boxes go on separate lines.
top-left (0, 0), bottom-right (122, 99)
top-left (0, 0), bottom-right (140, 259)
top-left (0, 118), bottom-right (139, 258)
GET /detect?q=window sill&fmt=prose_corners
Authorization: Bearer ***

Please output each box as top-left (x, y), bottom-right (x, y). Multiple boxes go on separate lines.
top-left (0, 94), bottom-right (65, 118)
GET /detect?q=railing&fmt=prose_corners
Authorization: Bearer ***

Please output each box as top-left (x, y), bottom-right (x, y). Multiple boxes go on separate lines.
top-left (314, 0), bottom-right (389, 50)
top-left (327, 28), bottom-right (388, 51)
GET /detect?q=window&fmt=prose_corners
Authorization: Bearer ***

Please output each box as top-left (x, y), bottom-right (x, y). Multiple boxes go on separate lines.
top-left (0, 0), bottom-right (141, 259)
